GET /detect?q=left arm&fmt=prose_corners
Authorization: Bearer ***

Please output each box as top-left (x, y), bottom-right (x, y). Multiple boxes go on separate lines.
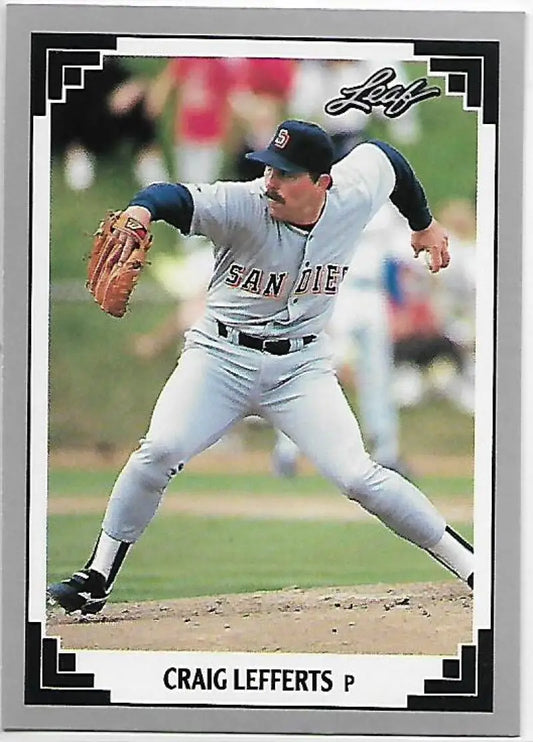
top-left (369, 140), bottom-right (450, 273)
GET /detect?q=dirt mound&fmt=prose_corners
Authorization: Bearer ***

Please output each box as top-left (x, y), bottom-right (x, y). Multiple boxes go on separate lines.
top-left (47, 581), bottom-right (472, 656)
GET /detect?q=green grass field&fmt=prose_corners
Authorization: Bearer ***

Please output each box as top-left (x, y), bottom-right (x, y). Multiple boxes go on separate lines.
top-left (48, 468), bottom-right (472, 501)
top-left (47, 466), bottom-right (473, 603)
top-left (47, 512), bottom-right (473, 604)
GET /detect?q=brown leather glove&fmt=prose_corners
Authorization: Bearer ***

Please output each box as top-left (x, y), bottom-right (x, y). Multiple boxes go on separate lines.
top-left (87, 210), bottom-right (153, 317)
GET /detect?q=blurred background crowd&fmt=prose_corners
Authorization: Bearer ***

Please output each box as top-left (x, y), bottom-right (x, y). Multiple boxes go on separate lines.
top-left (49, 55), bottom-right (478, 477)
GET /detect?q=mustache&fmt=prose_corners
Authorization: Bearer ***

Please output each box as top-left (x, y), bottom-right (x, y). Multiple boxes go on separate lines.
top-left (265, 189), bottom-right (285, 204)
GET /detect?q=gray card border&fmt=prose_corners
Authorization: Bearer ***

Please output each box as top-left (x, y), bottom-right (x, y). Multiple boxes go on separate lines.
top-left (1, 4), bottom-right (526, 737)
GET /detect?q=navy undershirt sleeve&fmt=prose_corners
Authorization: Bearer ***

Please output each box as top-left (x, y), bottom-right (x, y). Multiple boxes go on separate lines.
top-left (128, 183), bottom-right (194, 234)
top-left (368, 140), bottom-right (433, 231)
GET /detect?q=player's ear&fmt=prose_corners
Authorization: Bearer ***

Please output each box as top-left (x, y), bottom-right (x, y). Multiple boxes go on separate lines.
top-left (317, 173), bottom-right (332, 191)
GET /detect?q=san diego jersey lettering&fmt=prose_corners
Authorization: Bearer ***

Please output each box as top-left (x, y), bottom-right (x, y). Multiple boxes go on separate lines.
top-left (186, 142), bottom-right (395, 337)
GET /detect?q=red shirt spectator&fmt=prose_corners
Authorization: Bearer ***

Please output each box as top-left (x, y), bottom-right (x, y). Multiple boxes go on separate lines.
top-left (233, 57), bottom-right (296, 99)
top-left (168, 57), bottom-right (236, 144)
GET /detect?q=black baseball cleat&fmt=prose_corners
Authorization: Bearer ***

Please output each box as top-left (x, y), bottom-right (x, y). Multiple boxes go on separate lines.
top-left (47, 569), bottom-right (111, 615)
top-left (467, 573), bottom-right (474, 589)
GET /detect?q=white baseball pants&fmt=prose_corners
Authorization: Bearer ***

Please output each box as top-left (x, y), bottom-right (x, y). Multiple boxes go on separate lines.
top-left (102, 322), bottom-right (445, 548)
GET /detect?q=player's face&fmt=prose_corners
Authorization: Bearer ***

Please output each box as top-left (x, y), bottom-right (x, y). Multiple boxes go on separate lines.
top-left (264, 167), bottom-right (330, 225)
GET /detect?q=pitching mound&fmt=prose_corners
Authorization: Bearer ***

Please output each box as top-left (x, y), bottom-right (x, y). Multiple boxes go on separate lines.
top-left (47, 581), bottom-right (472, 656)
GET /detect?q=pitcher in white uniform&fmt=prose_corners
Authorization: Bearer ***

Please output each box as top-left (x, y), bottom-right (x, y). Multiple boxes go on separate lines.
top-left (48, 119), bottom-right (474, 615)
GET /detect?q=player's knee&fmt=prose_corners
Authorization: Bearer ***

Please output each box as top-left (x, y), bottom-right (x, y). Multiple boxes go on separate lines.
top-left (338, 458), bottom-right (384, 505)
top-left (132, 437), bottom-right (184, 480)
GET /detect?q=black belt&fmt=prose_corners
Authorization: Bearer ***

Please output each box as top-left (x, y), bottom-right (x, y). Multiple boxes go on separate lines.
top-left (217, 321), bottom-right (315, 356)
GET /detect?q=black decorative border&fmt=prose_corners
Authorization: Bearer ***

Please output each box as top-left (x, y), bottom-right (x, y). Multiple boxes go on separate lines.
top-left (25, 622), bottom-right (110, 705)
top-left (413, 40), bottom-right (499, 125)
top-left (27, 31), bottom-right (120, 707)
top-left (30, 32), bottom-right (498, 713)
top-left (31, 33), bottom-right (118, 116)
top-left (407, 629), bottom-right (494, 711)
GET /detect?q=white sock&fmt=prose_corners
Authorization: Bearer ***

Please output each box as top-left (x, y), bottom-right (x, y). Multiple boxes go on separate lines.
top-left (88, 531), bottom-right (129, 583)
top-left (427, 526), bottom-right (474, 582)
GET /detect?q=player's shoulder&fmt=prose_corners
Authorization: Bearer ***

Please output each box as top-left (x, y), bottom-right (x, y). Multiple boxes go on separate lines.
top-left (227, 177), bottom-right (271, 215)
top-left (332, 141), bottom-right (385, 182)
top-left (189, 177), bottom-right (264, 201)
top-left (186, 177), bottom-right (266, 214)
top-left (187, 177), bottom-right (269, 232)
top-left (331, 140), bottom-right (396, 202)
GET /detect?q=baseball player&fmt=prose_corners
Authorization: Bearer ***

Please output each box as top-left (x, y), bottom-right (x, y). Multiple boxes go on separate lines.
top-left (48, 119), bottom-right (474, 615)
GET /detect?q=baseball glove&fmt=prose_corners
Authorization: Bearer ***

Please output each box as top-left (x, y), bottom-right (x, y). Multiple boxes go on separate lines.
top-left (87, 210), bottom-right (153, 317)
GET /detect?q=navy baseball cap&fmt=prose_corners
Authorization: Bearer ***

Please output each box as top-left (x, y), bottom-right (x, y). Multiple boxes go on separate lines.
top-left (246, 120), bottom-right (335, 175)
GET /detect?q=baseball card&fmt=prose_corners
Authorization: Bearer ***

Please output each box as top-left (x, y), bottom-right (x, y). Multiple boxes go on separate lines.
top-left (1, 2), bottom-right (528, 739)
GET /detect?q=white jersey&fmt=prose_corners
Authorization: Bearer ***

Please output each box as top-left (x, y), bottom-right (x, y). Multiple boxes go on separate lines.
top-left (186, 142), bottom-right (396, 338)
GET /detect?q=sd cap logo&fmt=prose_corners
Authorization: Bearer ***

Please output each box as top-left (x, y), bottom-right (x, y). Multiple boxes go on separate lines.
top-left (274, 128), bottom-right (290, 149)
